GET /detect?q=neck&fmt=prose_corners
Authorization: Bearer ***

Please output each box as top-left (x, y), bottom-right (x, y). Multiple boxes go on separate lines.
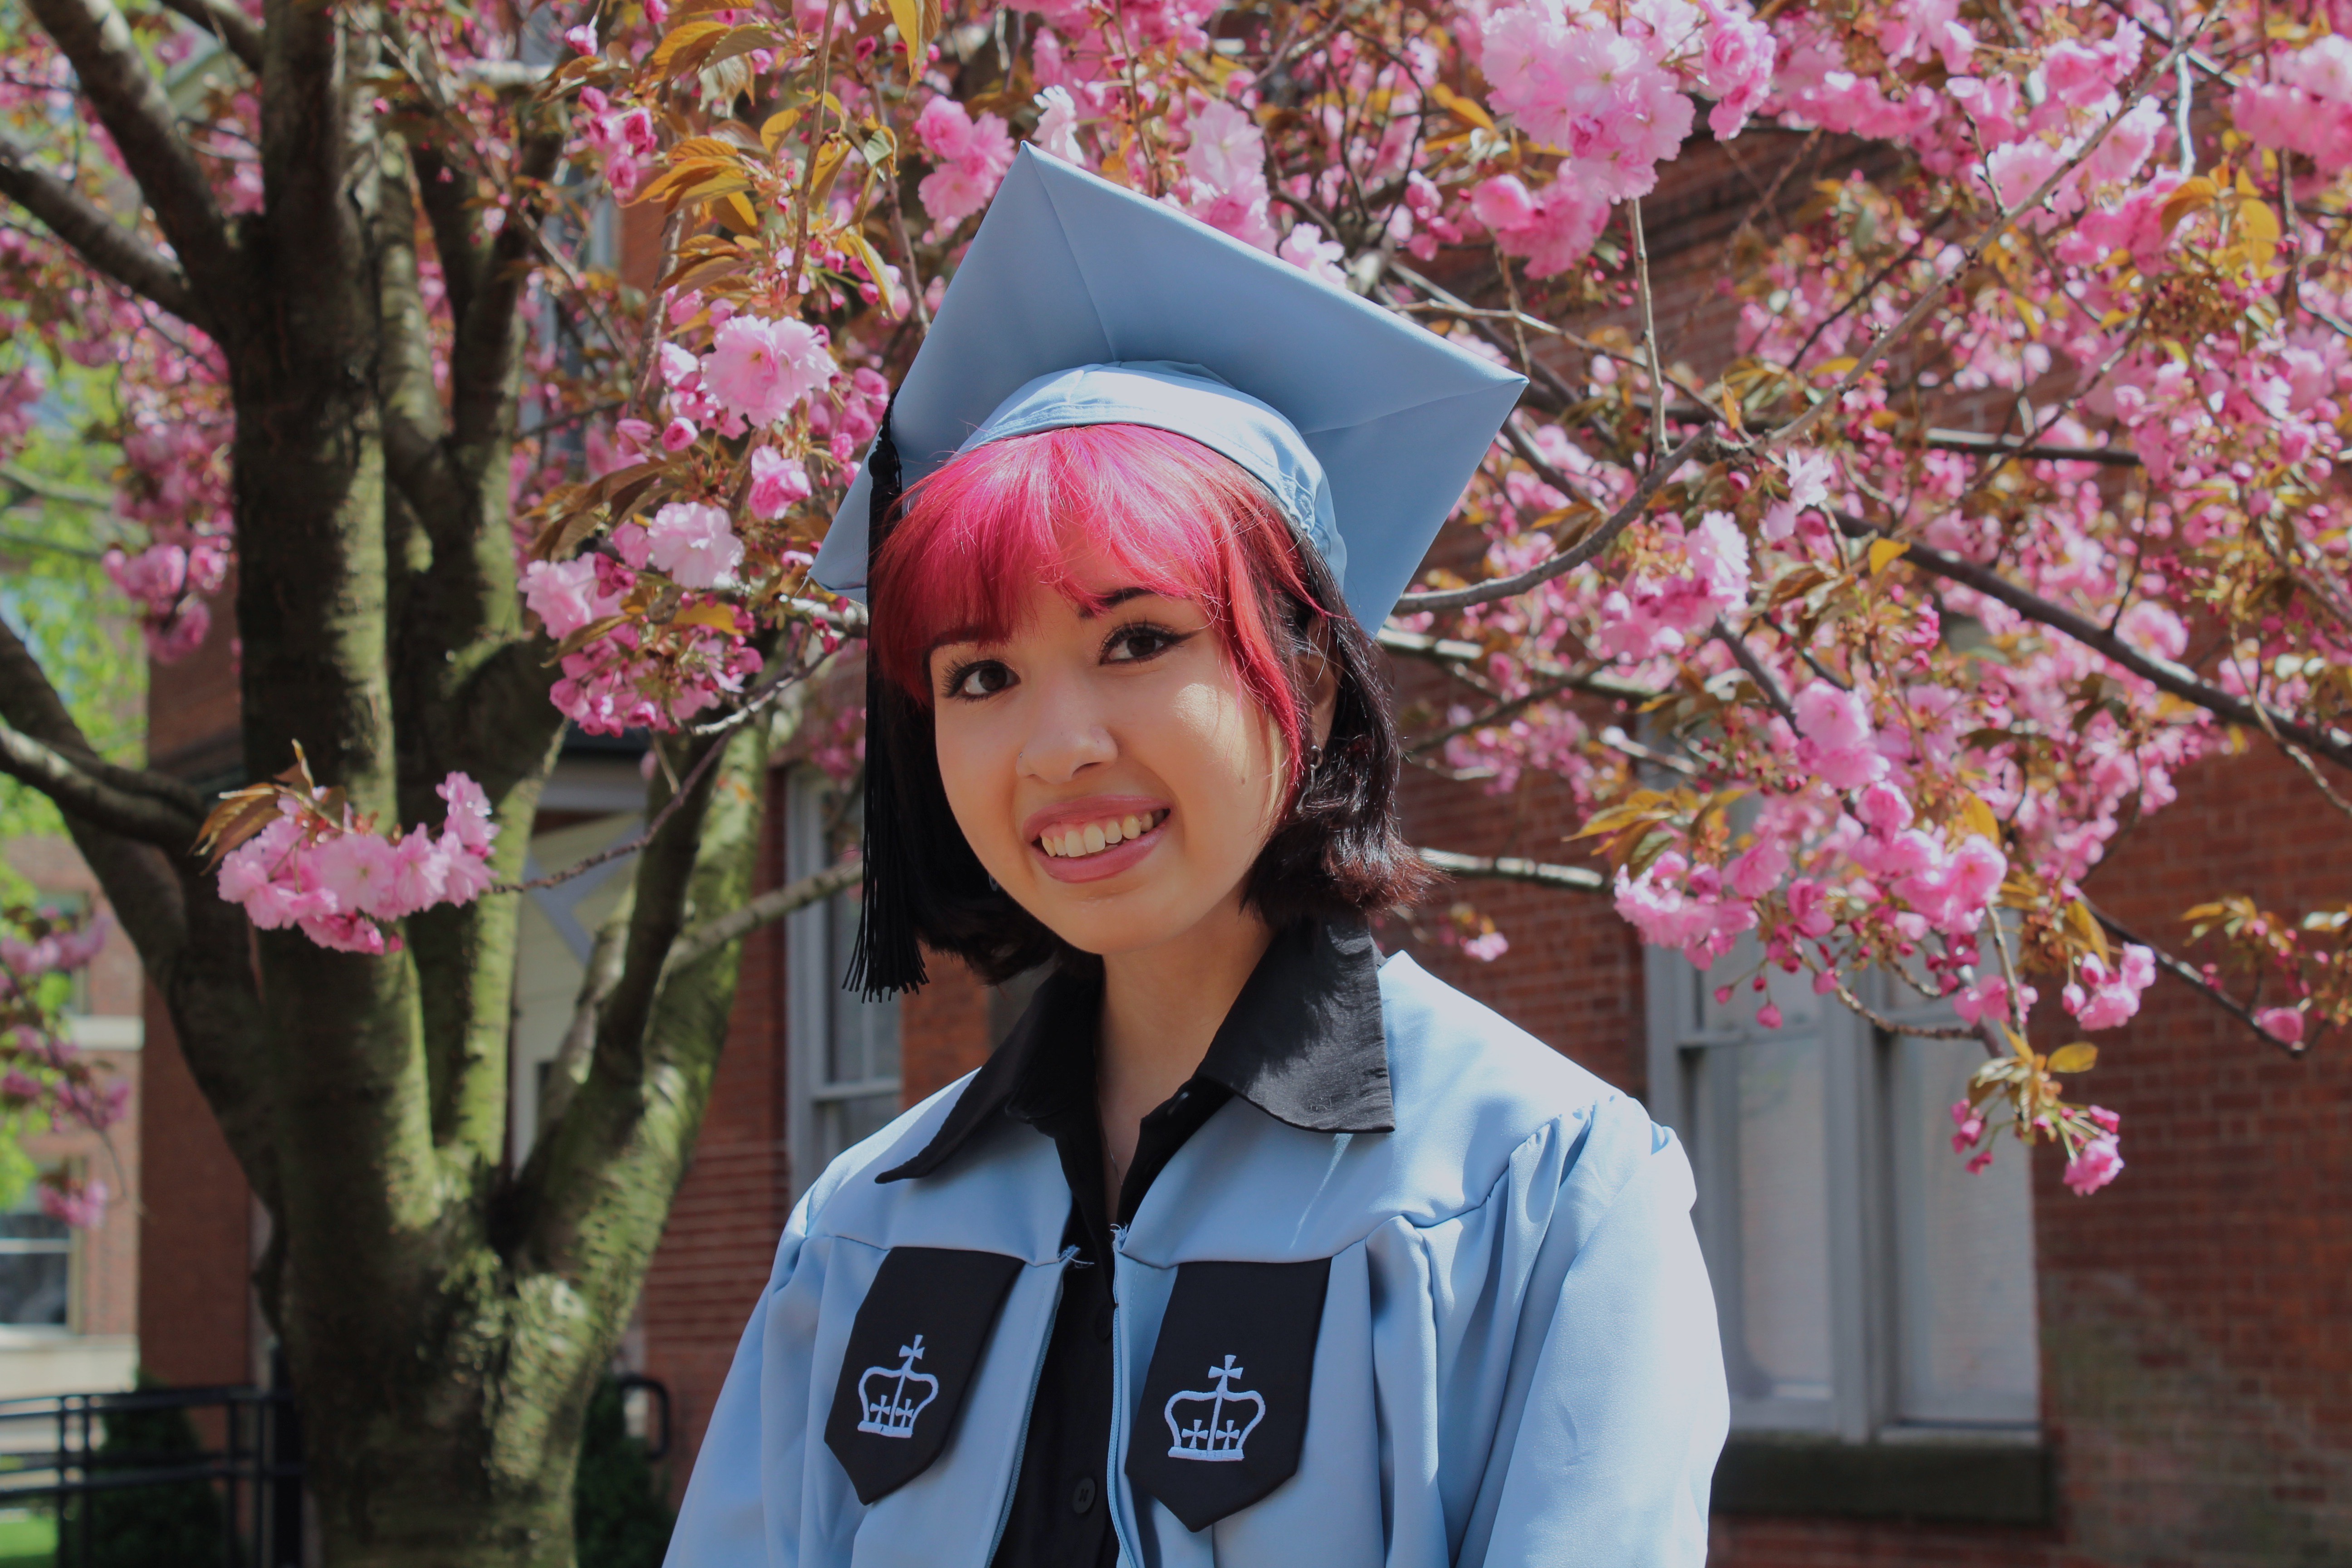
top-left (1095, 892), bottom-right (1274, 1197)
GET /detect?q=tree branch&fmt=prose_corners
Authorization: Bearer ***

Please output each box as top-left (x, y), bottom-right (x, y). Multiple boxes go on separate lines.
top-left (22, 0), bottom-right (241, 321)
top-left (1393, 429), bottom-right (1725, 615)
top-left (0, 718), bottom-right (201, 846)
top-left (1764, 22), bottom-right (2210, 454)
top-left (1417, 846), bottom-right (1607, 894)
top-left (2083, 899), bottom-right (2309, 1058)
top-left (156, 0), bottom-right (262, 72)
top-left (1836, 514), bottom-right (2352, 770)
top-left (0, 133), bottom-right (205, 326)
top-left (661, 857), bottom-right (861, 980)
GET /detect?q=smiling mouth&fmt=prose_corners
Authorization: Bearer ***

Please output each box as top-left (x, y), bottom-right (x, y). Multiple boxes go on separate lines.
top-left (1034, 809), bottom-right (1168, 860)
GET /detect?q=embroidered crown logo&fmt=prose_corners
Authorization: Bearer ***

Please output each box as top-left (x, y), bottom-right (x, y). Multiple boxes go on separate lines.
top-left (856, 1334), bottom-right (940, 1439)
top-left (1163, 1354), bottom-right (1266, 1463)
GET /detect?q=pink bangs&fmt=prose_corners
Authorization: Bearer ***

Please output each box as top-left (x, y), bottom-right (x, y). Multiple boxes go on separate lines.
top-left (870, 423), bottom-right (1316, 781)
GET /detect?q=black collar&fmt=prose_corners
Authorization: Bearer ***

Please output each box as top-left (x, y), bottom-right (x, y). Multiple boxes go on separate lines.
top-left (877, 917), bottom-right (1392, 1184)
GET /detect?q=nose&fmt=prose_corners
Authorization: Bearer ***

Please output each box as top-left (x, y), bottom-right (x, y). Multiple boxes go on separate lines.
top-left (1016, 680), bottom-right (1117, 784)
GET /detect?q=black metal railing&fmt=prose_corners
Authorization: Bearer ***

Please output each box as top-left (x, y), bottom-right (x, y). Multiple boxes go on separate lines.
top-left (0, 1383), bottom-right (302, 1568)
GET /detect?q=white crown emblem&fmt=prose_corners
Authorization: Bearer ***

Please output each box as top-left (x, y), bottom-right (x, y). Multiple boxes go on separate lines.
top-left (1163, 1355), bottom-right (1265, 1462)
top-left (856, 1334), bottom-right (940, 1439)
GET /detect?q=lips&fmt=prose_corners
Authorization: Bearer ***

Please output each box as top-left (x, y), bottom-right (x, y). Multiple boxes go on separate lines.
top-left (1022, 797), bottom-right (1171, 885)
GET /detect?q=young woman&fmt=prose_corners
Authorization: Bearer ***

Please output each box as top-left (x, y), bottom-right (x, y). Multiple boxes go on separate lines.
top-left (667, 148), bottom-right (1726, 1568)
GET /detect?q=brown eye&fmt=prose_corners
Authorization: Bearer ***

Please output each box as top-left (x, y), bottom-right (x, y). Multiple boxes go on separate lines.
top-left (944, 659), bottom-right (1015, 701)
top-left (1104, 622), bottom-right (1186, 664)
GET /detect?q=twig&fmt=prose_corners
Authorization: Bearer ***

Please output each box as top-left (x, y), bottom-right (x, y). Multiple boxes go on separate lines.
top-left (1416, 846), bottom-right (1606, 894)
top-left (1764, 20), bottom-right (2214, 454)
top-left (1710, 617), bottom-right (1799, 726)
top-left (660, 855), bottom-right (862, 978)
top-left (1828, 973), bottom-right (1982, 1040)
top-left (488, 734), bottom-right (729, 894)
top-left (2084, 899), bottom-right (2307, 1057)
top-left (1395, 429), bottom-right (1723, 614)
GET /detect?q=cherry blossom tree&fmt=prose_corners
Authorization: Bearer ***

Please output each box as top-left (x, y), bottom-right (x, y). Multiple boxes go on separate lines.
top-left (2, 0), bottom-right (2348, 1558)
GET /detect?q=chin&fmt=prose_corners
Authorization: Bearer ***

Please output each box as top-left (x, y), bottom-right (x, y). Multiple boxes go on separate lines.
top-left (1021, 881), bottom-right (1224, 960)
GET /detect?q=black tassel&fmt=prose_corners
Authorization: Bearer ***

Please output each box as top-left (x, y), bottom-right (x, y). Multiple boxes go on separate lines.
top-left (844, 401), bottom-right (930, 997)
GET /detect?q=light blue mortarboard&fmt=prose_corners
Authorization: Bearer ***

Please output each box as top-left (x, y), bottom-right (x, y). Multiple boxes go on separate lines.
top-left (813, 144), bottom-right (1527, 630)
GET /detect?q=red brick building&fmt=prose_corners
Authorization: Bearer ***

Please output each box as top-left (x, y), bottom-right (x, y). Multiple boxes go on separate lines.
top-left (133, 153), bottom-right (2352, 1565)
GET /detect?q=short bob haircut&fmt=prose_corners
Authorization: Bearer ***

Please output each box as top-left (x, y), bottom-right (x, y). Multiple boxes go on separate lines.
top-left (860, 422), bottom-right (1429, 988)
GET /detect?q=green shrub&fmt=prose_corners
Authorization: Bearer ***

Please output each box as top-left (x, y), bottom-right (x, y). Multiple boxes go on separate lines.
top-left (574, 1378), bottom-right (673, 1568)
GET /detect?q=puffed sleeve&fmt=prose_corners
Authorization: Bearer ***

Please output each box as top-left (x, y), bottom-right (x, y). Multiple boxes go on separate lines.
top-left (1455, 1100), bottom-right (1729, 1567)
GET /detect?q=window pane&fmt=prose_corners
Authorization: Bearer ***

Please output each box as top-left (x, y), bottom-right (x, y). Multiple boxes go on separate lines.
top-left (825, 890), bottom-right (899, 1088)
top-left (0, 1252), bottom-right (69, 1325)
top-left (1697, 1034), bottom-right (1834, 1405)
top-left (1734, 1038), bottom-right (1833, 1399)
top-left (1890, 1035), bottom-right (2040, 1423)
top-left (818, 1092), bottom-right (902, 1168)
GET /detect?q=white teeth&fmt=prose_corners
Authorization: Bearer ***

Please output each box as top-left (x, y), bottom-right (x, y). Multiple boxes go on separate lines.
top-left (1039, 810), bottom-right (1163, 858)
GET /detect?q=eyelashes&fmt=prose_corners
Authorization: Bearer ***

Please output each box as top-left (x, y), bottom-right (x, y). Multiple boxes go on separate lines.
top-left (935, 619), bottom-right (1197, 702)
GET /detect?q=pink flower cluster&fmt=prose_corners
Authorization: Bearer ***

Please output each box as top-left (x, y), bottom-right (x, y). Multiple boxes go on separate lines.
top-left (2235, 37), bottom-right (2352, 175)
top-left (215, 774), bottom-right (500, 955)
top-left (1614, 850), bottom-right (1757, 967)
top-left (578, 87), bottom-right (659, 197)
top-left (1468, 0), bottom-right (1771, 270)
top-left (1592, 511), bottom-right (1750, 661)
top-left (2062, 944), bottom-right (2156, 1030)
top-left (914, 97), bottom-right (1016, 233)
top-left (2063, 1107), bottom-right (2125, 1195)
top-left (0, 913), bottom-right (111, 981)
top-left (103, 534), bottom-right (229, 661)
top-left (807, 367), bottom-right (889, 463)
top-left (525, 515), bottom-right (760, 735)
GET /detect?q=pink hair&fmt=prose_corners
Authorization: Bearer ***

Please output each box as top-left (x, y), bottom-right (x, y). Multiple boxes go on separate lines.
top-left (870, 424), bottom-right (1318, 790)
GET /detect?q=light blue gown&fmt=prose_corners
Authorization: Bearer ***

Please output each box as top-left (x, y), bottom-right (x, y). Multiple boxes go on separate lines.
top-left (665, 948), bottom-right (1729, 1566)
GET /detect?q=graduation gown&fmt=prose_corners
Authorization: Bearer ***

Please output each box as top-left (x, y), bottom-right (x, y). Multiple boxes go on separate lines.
top-left (665, 924), bottom-right (1728, 1566)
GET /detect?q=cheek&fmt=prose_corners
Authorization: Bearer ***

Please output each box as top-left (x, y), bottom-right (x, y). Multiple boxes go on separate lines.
top-left (1165, 679), bottom-right (1288, 837)
top-left (931, 711), bottom-right (1021, 863)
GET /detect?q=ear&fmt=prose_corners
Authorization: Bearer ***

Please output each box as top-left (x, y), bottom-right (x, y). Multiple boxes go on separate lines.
top-left (1296, 615), bottom-right (1340, 755)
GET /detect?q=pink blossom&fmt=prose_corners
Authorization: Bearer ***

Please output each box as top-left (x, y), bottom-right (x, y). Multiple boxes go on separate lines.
top-left (1032, 86), bottom-right (1085, 165)
top-left (1755, 1001), bottom-right (1784, 1029)
top-left (1857, 781), bottom-right (1913, 834)
top-left (1794, 683), bottom-right (1871, 750)
top-left (437, 772), bottom-right (497, 855)
top-left (2062, 1135), bottom-right (2124, 1195)
top-left (312, 831), bottom-right (402, 921)
top-left (642, 501), bottom-right (743, 589)
top-left (1181, 99), bottom-right (1278, 250)
top-left (2255, 1005), bottom-right (2305, 1045)
top-left (38, 1178), bottom-right (108, 1229)
top-left (386, 832), bottom-right (452, 916)
top-left (1728, 838), bottom-right (1788, 899)
top-left (915, 98), bottom-right (1016, 229)
top-left (1277, 223), bottom-right (1349, 287)
top-left (661, 417), bottom-right (698, 452)
top-left (521, 558), bottom-right (604, 639)
top-left (1462, 930), bottom-right (1511, 962)
top-left (701, 315), bottom-right (836, 428)
top-left (1949, 1098), bottom-right (1987, 1152)
top-left (747, 447), bottom-right (814, 520)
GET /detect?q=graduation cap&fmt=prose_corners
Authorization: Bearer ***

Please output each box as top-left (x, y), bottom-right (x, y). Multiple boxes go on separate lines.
top-left (819, 144), bottom-right (1526, 995)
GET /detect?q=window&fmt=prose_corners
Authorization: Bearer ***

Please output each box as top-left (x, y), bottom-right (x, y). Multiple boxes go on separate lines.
top-left (786, 770), bottom-right (901, 1197)
top-left (0, 1181), bottom-right (73, 1329)
top-left (1646, 943), bottom-right (2040, 1442)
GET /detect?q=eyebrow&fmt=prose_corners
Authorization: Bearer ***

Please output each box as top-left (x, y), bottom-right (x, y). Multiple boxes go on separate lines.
top-left (1078, 586), bottom-right (1156, 619)
top-left (925, 587), bottom-right (1165, 659)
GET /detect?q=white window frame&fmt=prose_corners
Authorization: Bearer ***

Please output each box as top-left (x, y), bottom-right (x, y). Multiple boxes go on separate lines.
top-left (1645, 948), bottom-right (2041, 1444)
top-left (785, 769), bottom-right (901, 1199)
